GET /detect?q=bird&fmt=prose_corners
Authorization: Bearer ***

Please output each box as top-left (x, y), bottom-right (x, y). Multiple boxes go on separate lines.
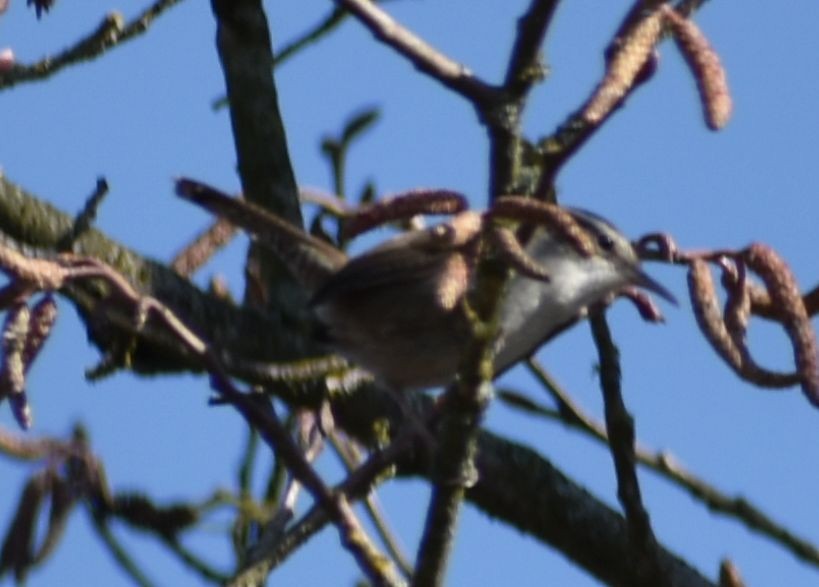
top-left (176, 179), bottom-right (675, 390)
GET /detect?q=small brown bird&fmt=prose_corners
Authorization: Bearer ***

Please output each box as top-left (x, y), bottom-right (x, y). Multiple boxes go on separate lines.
top-left (176, 180), bottom-right (674, 390)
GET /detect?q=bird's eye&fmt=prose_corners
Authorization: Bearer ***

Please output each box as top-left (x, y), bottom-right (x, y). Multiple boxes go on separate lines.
top-left (597, 233), bottom-right (615, 251)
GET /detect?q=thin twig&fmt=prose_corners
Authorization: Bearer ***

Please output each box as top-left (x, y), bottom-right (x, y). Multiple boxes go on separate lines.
top-left (590, 312), bottom-right (664, 586)
top-left (228, 424), bottom-right (420, 587)
top-left (333, 0), bottom-right (500, 105)
top-left (159, 536), bottom-right (229, 584)
top-left (213, 6), bottom-right (349, 110)
top-left (87, 510), bottom-right (156, 587)
top-left (503, 0), bottom-right (559, 97)
top-left (536, 1), bottom-right (666, 194)
top-left (330, 432), bottom-right (414, 578)
top-left (237, 428), bottom-right (259, 499)
top-left (150, 304), bottom-right (400, 584)
top-left (58, 177), bottom-right (109, 252)
top-left (251, 410), bottom-right (325, 557)
top-left (0, 0), bottom-right (186, 91)
top-left (522, 358), bottom-right (819, 569)
top-left (129, 287), bottom-right (402, 586)
top-left (273, 7), bottom-right (346, 69)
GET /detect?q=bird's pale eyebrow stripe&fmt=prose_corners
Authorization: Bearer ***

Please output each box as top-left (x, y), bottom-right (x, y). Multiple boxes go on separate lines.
top-left (566, 208), bottom-right (620, 236)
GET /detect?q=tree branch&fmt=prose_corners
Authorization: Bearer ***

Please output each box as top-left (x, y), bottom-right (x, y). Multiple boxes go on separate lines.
top-left (519, 358), bottom-right (819, 569)
top-left (210, 0), bottom-right (308, 321)
top-left (465, 429), bottom-right (715, 587)
top-left (486, 0), bottom-right (563, 199)
top-left (212, 6), bottom-right (349, 110)
top-left (333, 0), bottom-right (500, 106)
top-left (0, 176), bottom-right (316, 384)
top-left (503, 0), bottom-right (559, 98)
top-left (0, 173), bottom-right (717, 586)
top-left (87, 510), bottom-right (157, 587)
top-left (0, 0), bottom-right (185, 91)
top-left (412, 257), bottom-right (504, 586)
top-left (591, 312), bottom-right (664, 586)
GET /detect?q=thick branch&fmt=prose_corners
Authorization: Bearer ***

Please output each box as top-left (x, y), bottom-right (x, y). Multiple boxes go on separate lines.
top-left (210, 0), bottom-right (301, 221)
top-left (239, 385), bottom-right (717, 587)
top-left (210, 0), bottom-right (308, 319)
top-left (437, 428), bottom-right (715, 587)
top-left (0, 176), bottom-right (315, 382)
top-left (521, 359), bottom-right (819, 569)
top-left (326, 385), bottom-right (717, 587)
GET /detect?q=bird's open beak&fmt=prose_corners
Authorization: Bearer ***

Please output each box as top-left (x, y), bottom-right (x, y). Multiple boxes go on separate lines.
top-left (634, 268), bottom-right (678, 305)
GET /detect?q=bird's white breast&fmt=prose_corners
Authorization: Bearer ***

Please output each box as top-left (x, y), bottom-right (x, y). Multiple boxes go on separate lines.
top-left (493, 243), bottom-right (628, 373)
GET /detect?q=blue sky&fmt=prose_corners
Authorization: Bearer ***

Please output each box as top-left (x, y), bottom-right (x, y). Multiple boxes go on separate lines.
top-left (1, 1), bottom-right (818, 585)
